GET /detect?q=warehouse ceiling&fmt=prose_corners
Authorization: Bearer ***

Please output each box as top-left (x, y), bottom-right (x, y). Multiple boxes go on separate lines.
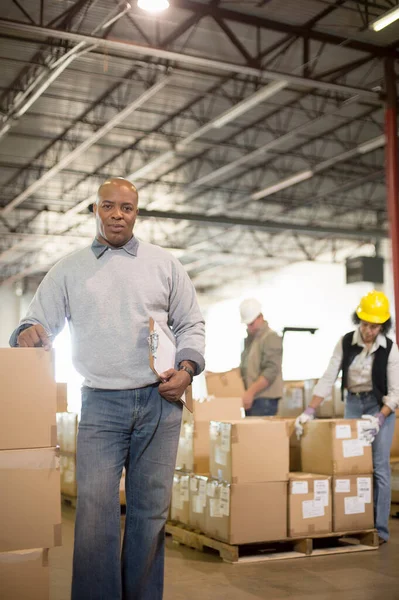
top-left (0, 0), bottom-right (398, 303)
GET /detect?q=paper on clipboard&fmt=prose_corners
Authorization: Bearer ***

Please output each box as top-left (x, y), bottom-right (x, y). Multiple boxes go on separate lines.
top-left (148, 317), bottom-right (193, 412)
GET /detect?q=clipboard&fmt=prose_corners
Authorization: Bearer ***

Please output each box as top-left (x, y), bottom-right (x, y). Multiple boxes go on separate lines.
top-left (148, 317), bottom-right (193, 412)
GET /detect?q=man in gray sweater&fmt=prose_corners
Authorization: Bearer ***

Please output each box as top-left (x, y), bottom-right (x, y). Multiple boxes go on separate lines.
top-left (10, 177), bottom-right (205, 600)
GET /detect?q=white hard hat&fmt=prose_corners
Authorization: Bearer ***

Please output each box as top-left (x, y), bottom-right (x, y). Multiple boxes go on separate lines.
top-left (239, 298), bottom-right (262, 325)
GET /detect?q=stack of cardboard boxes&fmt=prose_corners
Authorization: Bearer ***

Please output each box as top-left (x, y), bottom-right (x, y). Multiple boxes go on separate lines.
top-left (301, 419), bottom-right (374, 532)
top-left (0, 349), bottom-right (62, 600)
top-left (171, 369), bottom-right (375, 547)
top-left (172, 391), bottom-right (243, 526)
top-left (207, 419), bottom-right (289, 543)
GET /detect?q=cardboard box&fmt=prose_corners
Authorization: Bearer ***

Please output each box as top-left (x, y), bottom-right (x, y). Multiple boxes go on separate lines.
top-left (301, 419), bottom-right (373, 476)
top-left (205, 480), bottom-right (287, 544)
top-left (389, 410), bottom-right (399, 458)
top-left (332, 474), bottom-right (374, 532)
top-left (56, 412), bottom-right (78, 454)
top-left (60, 454), bottom-right (77, 497)
top-left (205, 368), bottom-right (245, 398)
top-left (188, 474), bottom-right (208, 532)
top-left (176, 397), bottom-right (243, 474)
top-left (391, 462), bottom-right (399, 503)
top-left (263, 417), bottom-right (301, 471)
top-left (56, 382), bottom-right (68, 413)
top-left (288, 473), bottom-right (332, 537)
top-left (0, 448), bottom-right (61, 552)
top-left (0, 548), bottom-right (49, 600)
top-left (170, 472), bottom-right (190, 524)
top-left (0, 349), bottom-right (57, 450)
top-left (278, 380), bottom-right (314, 418)
top-left (210, 419), bottom-right (289, 483)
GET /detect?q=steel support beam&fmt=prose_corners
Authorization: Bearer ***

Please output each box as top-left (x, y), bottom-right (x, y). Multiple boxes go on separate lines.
top-left (384, 57), bottom-right (399, 340)
top-left (0, 21), bottom-right (382, 100)
top-left (0, 74), bottom-right (170, 216)
top-left (171, 0), bottom-right (399, 58)
top-left (138, 208), bottom-right (387, 240)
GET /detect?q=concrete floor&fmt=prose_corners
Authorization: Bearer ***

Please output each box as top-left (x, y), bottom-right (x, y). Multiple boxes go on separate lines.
top-left (51, 506), bottom-right (399, 600)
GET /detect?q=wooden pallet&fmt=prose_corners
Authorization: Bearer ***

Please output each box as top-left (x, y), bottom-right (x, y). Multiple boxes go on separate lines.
top-left (165, 523), bottom-right (378, 563)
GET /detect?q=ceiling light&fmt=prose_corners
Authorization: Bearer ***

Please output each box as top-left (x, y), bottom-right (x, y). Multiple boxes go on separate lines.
top-left (370, 6), bottom-right (399, 31)
top-left (251, 170), bottom-right (313, 201)
top-left (357, 135), bottom-right (385, 154)
top-left (212, 80), bottom-right (288, 129)
top-left (137, 0), bottom-right (170, 13)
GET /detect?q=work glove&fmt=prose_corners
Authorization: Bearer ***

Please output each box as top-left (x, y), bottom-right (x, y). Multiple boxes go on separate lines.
top-left (295, 407), bottom-right (316, 440)
top-left (360, 413), bottom-right (385, 444)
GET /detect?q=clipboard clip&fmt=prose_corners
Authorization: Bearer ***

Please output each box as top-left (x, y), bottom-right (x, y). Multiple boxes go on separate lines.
top-left (148, 330), bottom-right (159, 359)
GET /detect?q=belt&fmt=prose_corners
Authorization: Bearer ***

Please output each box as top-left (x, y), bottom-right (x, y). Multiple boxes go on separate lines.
top-left (349, 390), bottom-right (373, 398)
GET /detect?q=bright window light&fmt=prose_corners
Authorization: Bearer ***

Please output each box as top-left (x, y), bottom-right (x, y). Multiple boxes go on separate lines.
top-left (137, 0), bottom-right (170, 13)
top-left (370, 6), bottom-right (399, 31)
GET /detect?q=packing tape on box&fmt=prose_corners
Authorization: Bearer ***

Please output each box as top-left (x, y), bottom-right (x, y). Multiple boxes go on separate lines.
top-left (42, 549), bottom-right (49, 568)
top-left (0, 448), bottom-right (59, 470)
top-left (54, 523), bottom-right (62, 546)
top-left (51, 425), bottom-right (58, 446)
top-left (231, 425), bottom-right (238, 444)
top-left (0, 549), bottom-right (45, 564)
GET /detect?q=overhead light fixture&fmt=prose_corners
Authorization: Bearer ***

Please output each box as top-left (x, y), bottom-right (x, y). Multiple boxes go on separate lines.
top-left (137, 0), bottom-right (170, 13)
top-left (251, 170), bottom-right (313, 201)
top-left (370, 6), bottom-right (399, 31)
top-left (357, 135), bottom-right (385, 154)
top-left (212, 80), bottom-right (288, 129)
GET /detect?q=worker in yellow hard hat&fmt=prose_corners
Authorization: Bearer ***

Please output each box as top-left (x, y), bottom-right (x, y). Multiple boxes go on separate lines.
top-left (295, 290), bottom-right (399, 544)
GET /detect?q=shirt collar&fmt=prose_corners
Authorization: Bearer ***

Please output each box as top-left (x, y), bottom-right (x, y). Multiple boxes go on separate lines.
top-left (91, 236), bottom-right (139, 259)
top-left (352, 327), bottom-right (387, 351)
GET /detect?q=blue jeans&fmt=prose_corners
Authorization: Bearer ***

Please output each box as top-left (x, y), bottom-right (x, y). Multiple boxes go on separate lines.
top-left (71, 385), bottom-right (182, 600)
top-left (245, 397), bottom-right (279, 417)
top-left (345, 392), bottom-right (396, 541)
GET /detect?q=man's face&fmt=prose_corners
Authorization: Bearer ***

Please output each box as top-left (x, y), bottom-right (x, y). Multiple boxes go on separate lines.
top-left (94, 182), bottom-right (138, 247)
top-left (246, 314), bottom-right (263, 336)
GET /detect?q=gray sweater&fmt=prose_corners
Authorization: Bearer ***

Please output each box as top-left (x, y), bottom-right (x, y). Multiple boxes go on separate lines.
top-left (10, 237), bottom-right (205, 390)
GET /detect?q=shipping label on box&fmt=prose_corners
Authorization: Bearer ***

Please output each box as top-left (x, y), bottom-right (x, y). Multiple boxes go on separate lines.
top-left (301, 419), bottom-right (373, 476)
top-left (188, 474), bottom-right (208, 532)
top-left (332, 475), bottom-right (374, 532)
top-left (171, 472), bottom-right (190, 525)
top-left (288, 473), bottom-right (332, 537)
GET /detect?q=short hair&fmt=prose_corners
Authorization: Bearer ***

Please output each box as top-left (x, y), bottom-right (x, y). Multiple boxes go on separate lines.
top-left (352, 311), bottom-right (392, 334)
top-left (96, 177), bottom-right (138, 205)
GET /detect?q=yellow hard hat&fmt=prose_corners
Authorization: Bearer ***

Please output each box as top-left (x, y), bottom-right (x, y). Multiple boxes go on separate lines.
top-left (356, 290), bottom-right (390, 324)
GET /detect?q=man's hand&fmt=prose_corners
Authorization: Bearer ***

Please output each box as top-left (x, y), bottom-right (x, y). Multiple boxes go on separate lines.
top-left (242, 389), bottom-right (255, 411)
top-left (17, 324), bottom-right (52, 351)
top-left (158, 368), bottom-right (191, 402)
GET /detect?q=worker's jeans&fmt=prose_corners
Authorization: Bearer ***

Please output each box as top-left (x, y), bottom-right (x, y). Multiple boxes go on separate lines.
top-left (71, 385), bottom-right (182, 600)
top-left (245, 397), bottom-right (279, 417)
top-left (345, 392), bottom-right (395, 541)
